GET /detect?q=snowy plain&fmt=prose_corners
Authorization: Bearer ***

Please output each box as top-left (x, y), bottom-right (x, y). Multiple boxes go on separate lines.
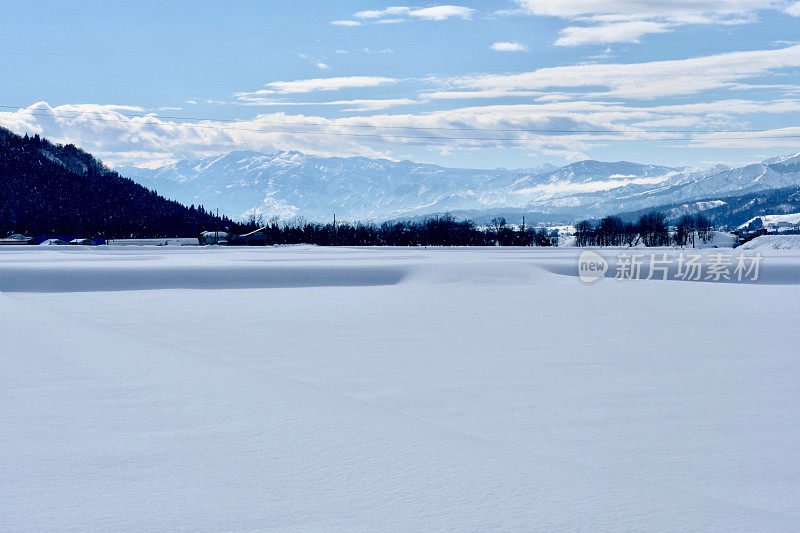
top-left (741, 234), bottom-right (800, 250)
top-left (1, 245), bottom-right (799, 531)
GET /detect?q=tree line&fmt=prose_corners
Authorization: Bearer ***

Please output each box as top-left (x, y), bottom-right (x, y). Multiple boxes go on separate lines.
top-left (238, 214), bottom-right (559, 247)
top-left (574, 212), bottom-right (713, 247)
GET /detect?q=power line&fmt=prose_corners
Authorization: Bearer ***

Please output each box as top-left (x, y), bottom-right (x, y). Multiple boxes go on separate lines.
top-left (2, 105), bottom-right (800, 142)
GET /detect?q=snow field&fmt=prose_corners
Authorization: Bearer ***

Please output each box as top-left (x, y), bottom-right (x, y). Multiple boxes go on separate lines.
top-left (1, 245), bottom-right (799, 530)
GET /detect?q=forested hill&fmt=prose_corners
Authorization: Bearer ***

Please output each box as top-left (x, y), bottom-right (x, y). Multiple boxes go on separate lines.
top-left (0, 127), bottom-right (236, 238)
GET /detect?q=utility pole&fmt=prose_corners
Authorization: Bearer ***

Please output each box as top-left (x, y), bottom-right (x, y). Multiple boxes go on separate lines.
top-left (216, 208), bottom-right (219, 244)
top-left (333, 214), bottom-right (336, 246)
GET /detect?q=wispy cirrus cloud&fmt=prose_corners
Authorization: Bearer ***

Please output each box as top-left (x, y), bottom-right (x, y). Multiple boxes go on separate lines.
top-left (236, 76), bottom-right (399, 97)
top-left (445, 45), bottom-right (800, 98)
top-left (511, 0), bottom-right (783, 23)
top-left (229, 97), bottom-right (418, 112)
top-left (333, 99), bottom-right (417, 112)
top-left (508, 0), bottom-right (790, 46)
top-left (421, 89), bottom-right (543, 100)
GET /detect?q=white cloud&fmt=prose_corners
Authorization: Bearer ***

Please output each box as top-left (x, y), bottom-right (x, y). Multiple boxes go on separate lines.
top-left (331, 20), bottom-right (362, 26)
top-left (787, 1), bottom-right (800, 15)
top-left (512, 0), bottom-right (782, 23)
top-left (4, 95), bottom-right (800, 168)
top-left (331, 99), bottom-right (417, 111)
top-left (422, 89), bottom-right (543, 99)
top-left (351, 5), bottom-right (474, 23)
top-left (409, 5), bottom-right (475, 20)
top-left (224, 97), bottom-right (418, 111)
top-left (585, 47), bottom-right (614, 60)
top-left (335, 49), bottom-right (348, 54)
top-left (448, 45), bottom-right (800, 98)
top-left (298, 53), bottom-right (333, 71)
top-left (511, 0), bottom-right (789, 46)
top-left (650, 98), bottom-right (800, 115)
top-left (354, 8), bottom-right (404, 19)
top-left (0, 101), bottom-right (616, 166)
top-left (236, 76), bottom-right (399, 96)
top-left (555, 21), bottom-right (671, 46)
top-left (490, 41), bottom-right (529, 52)
top-left (0, 102), bottom-right (396, 166)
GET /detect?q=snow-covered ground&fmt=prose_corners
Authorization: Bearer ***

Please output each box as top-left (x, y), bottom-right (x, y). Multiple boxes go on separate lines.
top-left (739, 213), bottom-right (800, 230)
top-left (2, 245), bottom-right (800, 530)
top-left (699, 230), bottom-right (739, 248)
top-left (741, 234), bottom-right (800, 250)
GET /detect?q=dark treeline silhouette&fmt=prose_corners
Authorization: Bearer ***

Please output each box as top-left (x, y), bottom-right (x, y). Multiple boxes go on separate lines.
top-left (575, 212), bottom-right (713, 247)
top-left (0, 127), bottom-right (238, 238)
top-left (239, 214), bottom-right (559, 247)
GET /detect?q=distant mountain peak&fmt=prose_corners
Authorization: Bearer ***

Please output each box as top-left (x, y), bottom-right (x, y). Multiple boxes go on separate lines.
top-left (121, 149), bottom-right (800, 223)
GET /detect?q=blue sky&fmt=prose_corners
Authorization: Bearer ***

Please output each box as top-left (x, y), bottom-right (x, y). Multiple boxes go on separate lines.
top-left (1, 0), bottom-right (800, 169)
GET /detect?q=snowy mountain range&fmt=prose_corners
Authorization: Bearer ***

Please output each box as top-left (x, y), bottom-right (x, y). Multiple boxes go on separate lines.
top-left (121, 151), bottom-right (800, 222)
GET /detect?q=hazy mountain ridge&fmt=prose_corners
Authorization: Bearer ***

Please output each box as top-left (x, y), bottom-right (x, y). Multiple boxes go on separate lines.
top-left (122, 150), bottom-right (800, 222)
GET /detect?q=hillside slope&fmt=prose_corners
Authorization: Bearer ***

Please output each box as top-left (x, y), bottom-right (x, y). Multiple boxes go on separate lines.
top-left (0, 127), bottom-right (234, 237)
top-left (617, 186), bottom-right (800, 228)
